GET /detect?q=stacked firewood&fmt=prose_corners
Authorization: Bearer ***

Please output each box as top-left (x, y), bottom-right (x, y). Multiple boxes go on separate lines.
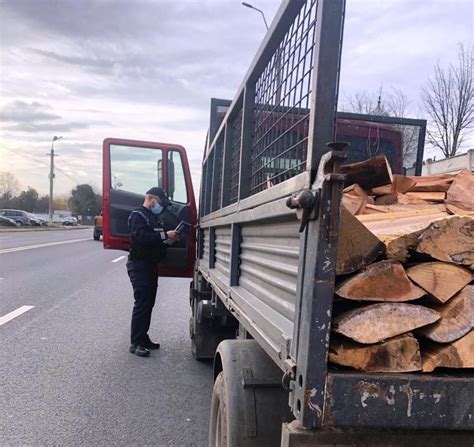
top-left (329, 156), bottom-right (473, 373)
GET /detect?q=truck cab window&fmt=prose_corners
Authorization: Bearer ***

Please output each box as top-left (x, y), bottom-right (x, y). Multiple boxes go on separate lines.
top-left (110, 144), bottom-right (163, 195)
top-left (167, 150), bottom-right (188, 204)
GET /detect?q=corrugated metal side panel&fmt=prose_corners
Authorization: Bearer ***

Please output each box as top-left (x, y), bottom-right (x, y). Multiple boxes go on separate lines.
top-left (202, 228), bottom-right (210, 268)
top-left (215, 226), bottom-right (231, 279)
top-left (232, 217), bottom-right (299, 357)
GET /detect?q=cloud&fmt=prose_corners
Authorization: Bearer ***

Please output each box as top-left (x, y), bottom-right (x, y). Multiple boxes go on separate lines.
top-left (0, 101), bottom-right (60, 122)
top-left (4, 121), bottom-right (91, 133)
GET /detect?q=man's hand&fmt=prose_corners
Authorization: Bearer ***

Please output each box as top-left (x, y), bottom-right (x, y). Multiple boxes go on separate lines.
top-left (166, 230), bottom-right (178, 240)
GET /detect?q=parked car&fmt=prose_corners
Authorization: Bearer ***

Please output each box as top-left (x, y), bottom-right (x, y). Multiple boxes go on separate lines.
top-left (62, 216), bottom-right (78, 226)
top-left (27, 213), bottom-right (42, 226)
top-left (36, 215), bottom-right (48, 226)
top-left (93, 211), bottom-right (103, 240)
top-left (0, 209), bottom-right (31, 226)
top-left (0, 215), bottom-right (19, 227)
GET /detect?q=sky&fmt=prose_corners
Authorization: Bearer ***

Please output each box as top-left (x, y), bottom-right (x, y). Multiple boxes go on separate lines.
top-left (0, 0), bottom-right (473, 198)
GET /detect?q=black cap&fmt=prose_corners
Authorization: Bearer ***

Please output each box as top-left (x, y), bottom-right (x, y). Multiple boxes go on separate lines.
top-left (146, 187), bottom-right (170, 206)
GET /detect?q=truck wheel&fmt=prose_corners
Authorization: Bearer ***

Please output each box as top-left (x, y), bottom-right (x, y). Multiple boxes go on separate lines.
top-left (209, 340), bottom-right (292, 447)
top-left (209, 372), bottom-right (228, 447)
top-left (190, 297), bottom-right (236, 361)
top-left (93, 230), bottom-right (100, 240)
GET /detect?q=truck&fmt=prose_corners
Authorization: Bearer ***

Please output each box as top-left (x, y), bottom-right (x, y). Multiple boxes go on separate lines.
top-left (101, 1), bottom-right (473, 445)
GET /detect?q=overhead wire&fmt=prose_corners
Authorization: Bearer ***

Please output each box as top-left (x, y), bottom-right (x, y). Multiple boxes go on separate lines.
top-left (1, 146), bottom-right (80, 184)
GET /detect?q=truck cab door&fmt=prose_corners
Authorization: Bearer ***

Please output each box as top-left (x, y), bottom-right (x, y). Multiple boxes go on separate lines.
top-left (102, 138), bottom-right (197, 278)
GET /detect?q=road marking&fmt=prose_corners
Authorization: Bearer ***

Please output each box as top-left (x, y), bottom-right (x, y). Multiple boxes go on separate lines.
top-left (0, 238), bottom-right (90, 254)
top-left (0, 305), bottom-right (34, 326)
top-left (112, 255), bottom-right (127, 263)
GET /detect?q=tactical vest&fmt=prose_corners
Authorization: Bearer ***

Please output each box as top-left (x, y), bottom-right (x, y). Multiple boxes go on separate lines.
top-left (128, 210), bottom-right (167, 263)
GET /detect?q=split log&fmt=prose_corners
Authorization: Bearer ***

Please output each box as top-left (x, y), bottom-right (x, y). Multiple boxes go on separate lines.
top-left (406, 262), bottom-right (472, 303)
top-left (344, 183), bottom-right (370, 201)
top-left (403, 192), bottom-right (446, 203)
top-left (329, 333), bottom-right (422, 373)
top-left (370, 175), bottom-right (416, 196)
top-left (370, 184), bottom-right (393, 196)
top-left (341, 156), bottom-right (393, 190)
top-left (360, 211), bottom-right (448, 262)
top-left (336, 206), bottom-right (386, 275)
top-left (362, 204), bottom-right (390, 214)
top-left (397, 193), bottom-right (434, 205)
top-left (374, 193), bottom-right (398, 205)
top-left (446, 170), bottom-right (474, 212)
top-left (392, 175), bottom-right (417, 194)
top-left (422, 331), bottom-right (474, 372)
top-left (416, 216), bottom-right (474, 268)
top-left (418, 285), bottom-right (473, 343)
top-left (407, 175), bottom-right (454, 192)
top-left (446, 203), bottom-right (474, 217)
top-left (361, 203), bottom-right (446, 216)
top-left (336, 260), bottom-right (425, 302)
top-left (332, 303), bottom-right (440, 344)
top-left (342, 194), bottom-right (366, 215)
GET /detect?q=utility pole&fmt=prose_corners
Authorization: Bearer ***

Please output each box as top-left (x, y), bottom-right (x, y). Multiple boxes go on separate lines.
top-left (47, 136), bottom-right (62, 223)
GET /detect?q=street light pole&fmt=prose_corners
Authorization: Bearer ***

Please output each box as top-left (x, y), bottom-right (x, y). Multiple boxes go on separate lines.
top-left (242, 2), bottom-right (281, 105)
top-left (242, 2), bottom-right (269, 30)
top-left (47, 136), bottom-right (62, 223)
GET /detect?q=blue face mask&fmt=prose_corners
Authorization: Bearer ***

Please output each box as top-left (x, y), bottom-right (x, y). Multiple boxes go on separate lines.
top-left (151, 202), bottom-right (163, 215)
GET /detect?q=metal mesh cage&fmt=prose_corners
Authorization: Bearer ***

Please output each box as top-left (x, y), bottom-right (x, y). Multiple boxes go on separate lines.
top-left (250, 0), bottom-right (317, 195)
top-left (212, 134), bottom-right (224, 211)
top-left (229, 108), bottom-right (243, 204)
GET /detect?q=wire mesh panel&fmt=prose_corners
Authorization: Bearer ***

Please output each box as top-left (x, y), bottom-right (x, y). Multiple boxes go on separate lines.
top-left (229, 108), bottom-right (243, 204)
top-left (250, 0), bottom-right (317, 195)
top-left (335, 113), bottom-right (426, 175)
top-left (212, 134), bottom-right (224, 212)
top-left (203, 153), bottom-right (213, 216)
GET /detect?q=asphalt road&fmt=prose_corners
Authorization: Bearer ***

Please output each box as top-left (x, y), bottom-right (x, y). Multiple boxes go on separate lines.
top-left (0, 229), bottom-right (213, 446)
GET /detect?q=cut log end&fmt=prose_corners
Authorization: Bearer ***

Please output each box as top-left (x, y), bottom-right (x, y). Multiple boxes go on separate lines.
top-left (336, 260), bottom-right (425, 302)
top-left (332, 303), bottom-right (440, 344)
top-left (406, 262), bottom-right (472, 303)
top-left (422, 331), bottom-right (474, 372)
top-left (329, 333), bottom-right (422, 373)
top-left (417, 285), bottom-right (474, 343)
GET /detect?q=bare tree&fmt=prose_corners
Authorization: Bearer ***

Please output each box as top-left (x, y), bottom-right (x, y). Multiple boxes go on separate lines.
top-left (422, 44), bottom-right (474, 158)
top-left (0, 171), bottom-right (20, 199)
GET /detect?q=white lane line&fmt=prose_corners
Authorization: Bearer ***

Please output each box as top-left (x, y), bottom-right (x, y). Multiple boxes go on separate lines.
top-left (0, 238), bottom-right (90, 254)
top-left (0, 305), bottom-right (34, 326)
top-left (111, 255), bottom-right (127, 263)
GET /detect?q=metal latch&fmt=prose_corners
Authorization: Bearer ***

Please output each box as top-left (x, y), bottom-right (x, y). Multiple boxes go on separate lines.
top-left (286, 190), bottom-right (319, 233)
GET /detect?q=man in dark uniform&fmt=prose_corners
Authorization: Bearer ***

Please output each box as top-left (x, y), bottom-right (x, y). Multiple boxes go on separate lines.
top-left (127, 187), bottom-right (177, 357)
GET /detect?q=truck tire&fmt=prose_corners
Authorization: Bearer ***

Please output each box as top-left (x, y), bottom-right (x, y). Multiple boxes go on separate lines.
top-left (209, 340), bottom-right (292, 447)
top-left (209, 372), bottom-right (228, 447)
